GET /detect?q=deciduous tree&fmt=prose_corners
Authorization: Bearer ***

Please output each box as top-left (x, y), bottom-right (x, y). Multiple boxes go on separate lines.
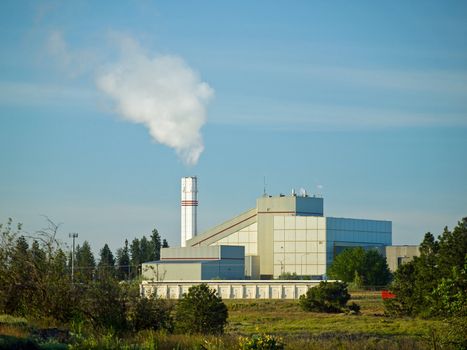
top-left (328, 247), bottom-right (391, 286)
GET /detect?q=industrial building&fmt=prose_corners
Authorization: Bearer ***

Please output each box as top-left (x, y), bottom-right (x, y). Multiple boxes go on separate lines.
top-left (385, 245), bottom-right (420, 272)
top-left (186, 190), bottom-right (391, 279)
top-left (142, 245), bottom-right (245, 281)
top-left (142, 177), bottom-right (392, 281)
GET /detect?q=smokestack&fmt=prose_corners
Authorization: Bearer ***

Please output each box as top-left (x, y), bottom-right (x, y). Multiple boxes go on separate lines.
top-left (181, 176), bottom-right (198, 247)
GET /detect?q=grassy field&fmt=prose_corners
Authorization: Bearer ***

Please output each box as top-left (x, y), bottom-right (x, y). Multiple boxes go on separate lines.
top-left (0, 291), bottom-right (460, 349)
top-left (224, 292), bottom-right (450, 349)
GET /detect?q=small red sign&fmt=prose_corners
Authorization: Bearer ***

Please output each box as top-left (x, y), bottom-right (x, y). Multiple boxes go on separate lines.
top-left (381, 290), bottom-right (396, 299)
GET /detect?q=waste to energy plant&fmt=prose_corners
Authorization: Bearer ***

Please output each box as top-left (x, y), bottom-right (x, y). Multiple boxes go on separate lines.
top-left (141, 177), bottom-right (414, 299)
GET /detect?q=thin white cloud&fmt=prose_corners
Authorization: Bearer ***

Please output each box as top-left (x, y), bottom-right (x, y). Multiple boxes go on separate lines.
top-left (39, 30), bottom-right (467, 133)
top-left (214, 102), bottom-right (467, 130)
top-left (221, 58), bottom-right (467, 96)
top-left (46, 30), bottom-right (99, 77)
top-left (305, 66), bottom-right (467, 95)
top-left (0, 81), bottom-right (94, 107)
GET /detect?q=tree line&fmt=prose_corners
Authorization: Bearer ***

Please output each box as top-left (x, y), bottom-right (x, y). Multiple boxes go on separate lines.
top-left (73, 228), bottom-right (169, 282)
top-left (0, 217), bottom-right (170, 329)
top-left (385, 217), bottom-right (466, 318)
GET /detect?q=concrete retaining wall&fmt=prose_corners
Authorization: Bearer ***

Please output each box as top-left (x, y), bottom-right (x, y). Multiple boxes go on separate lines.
top-left (140, 280), bottom-right (328, 300)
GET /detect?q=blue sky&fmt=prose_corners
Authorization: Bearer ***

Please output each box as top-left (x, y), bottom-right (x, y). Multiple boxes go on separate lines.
top-left (1, 1), bottom-right (466, 254)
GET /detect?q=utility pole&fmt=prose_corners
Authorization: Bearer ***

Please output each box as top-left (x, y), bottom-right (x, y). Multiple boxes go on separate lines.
top-left (69, 233), bottom-right (78, 283)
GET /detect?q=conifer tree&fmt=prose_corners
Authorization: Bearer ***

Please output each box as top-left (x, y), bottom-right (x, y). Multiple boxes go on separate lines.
top-left (98, 243), bottom-right (115, 277)
top-left (150, 229), bottom-right (162, 260)
top-left (75, 241), bottom-right (95, 283)
top-left (116, 239), bottom-right (131, 280)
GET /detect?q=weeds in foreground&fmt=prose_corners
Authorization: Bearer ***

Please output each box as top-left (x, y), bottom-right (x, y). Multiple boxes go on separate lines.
top-left (1, 293), bottom-right (464, 350)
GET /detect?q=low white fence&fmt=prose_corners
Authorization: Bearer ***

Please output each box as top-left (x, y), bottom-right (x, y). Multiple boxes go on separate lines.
top-left (140, 280), bottom-right (327, 300)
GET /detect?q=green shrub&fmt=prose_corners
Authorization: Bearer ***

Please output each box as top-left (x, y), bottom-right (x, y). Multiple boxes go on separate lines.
top-left (278, 272), bottom-right (301, 280)
top-left (131, 294), bottom-right (174, 332)
top-left (80, 274), bottom-right (127, 332)
top-left (239, 333), bottom-right (284, 350)
top-left (0, 314), bottom-right (28, 327)
top-left (299, 281), bottom-right (355, 313)
top-left (0, 335), bottom-right (40, 350)
top-left (347, 302), bottom-right (361, 314)
top-left (174, 283), bottom-right (228, 335)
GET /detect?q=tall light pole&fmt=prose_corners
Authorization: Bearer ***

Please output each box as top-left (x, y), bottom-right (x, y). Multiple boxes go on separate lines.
top-left (69, 233), bottom-right (78, 283)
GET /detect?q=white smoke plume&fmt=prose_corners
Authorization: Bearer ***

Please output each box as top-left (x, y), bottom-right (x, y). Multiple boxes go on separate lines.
top-left (96, 37), bottom-right (213, 165)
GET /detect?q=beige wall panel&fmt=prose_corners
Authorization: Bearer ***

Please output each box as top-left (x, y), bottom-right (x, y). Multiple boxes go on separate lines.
top-left (285, 230), bottom-right (296, 241)
top-left (142, 263), bottom-right (202, 281)
top-left (249, 231), bottom-right (257, 243)
top-left (257, 213), bottom-right (274, 276)
top-left (317, 241), bottom-right (326, 253)
top-left (317, 253), bottom-right (326, 264)
top-left (317, 230), bottom-right (326, 241)
top-left (317, 217), bottom-right (326, 230)
top-left (250, 245), bottom-right (258, 255)
top-left (306, 216), bottom-right (318, 229)
top-left (273, 242), bottom-right (284, 252)
top-left (296, 230), bottom-right (306, 241)
top-left (307, 253), bottom-right (318, 265)
top-left (239, 231), bottom-right (249, 242)
top-left (317, 265), bottom-right (326, 275)
top-left (284, 216), bottom-right (296, 229)
top-left (296, 217), bottom-right (307, 229)
top-left (296, 242), bottom-right (307, 253)
top-left (230, 232), bottom-right (239, 243)
top-left (284, 253), bottom-right (296, 264)
top-left (306, 230), bottom-right (317, 241)
top-left (273, 229), bottom-right (284, 242)
top-left (274, 216), bottom-right (284, 229)
top-left (307, 241), bottom-right (318, 252)
top-left (284, 242), bottom-right (295, 253)
top-left (273, 253), bottom-right (284, 265)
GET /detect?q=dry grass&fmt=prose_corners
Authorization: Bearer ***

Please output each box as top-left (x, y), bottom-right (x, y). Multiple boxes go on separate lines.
top-left (0, 324), bottom-right (29, 338)
top-left (0, 292), bottom-right (459, 349)
top-left (223, 291), bottom-right (450, 349)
